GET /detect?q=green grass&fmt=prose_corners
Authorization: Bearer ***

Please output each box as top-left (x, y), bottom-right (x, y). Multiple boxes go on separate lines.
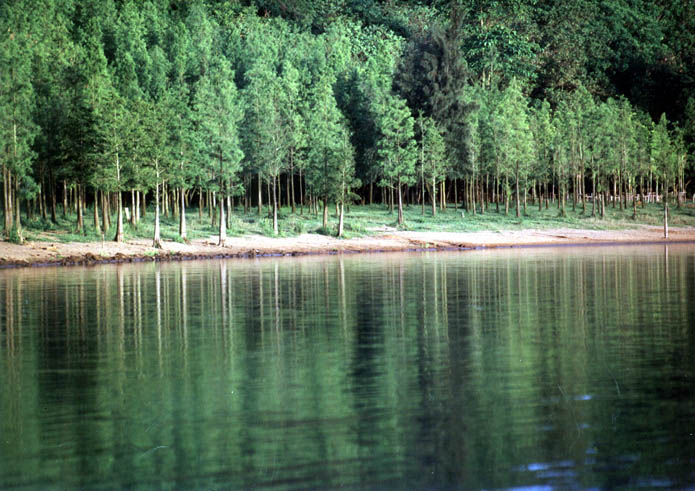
top-left (4, 200), bottom-right (695, 243)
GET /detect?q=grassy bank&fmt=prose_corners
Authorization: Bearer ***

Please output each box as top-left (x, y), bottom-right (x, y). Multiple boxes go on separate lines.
top-left (4, 199), bottom-right (695, 246)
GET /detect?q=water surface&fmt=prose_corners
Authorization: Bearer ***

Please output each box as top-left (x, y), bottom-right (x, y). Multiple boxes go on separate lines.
top-left (1, 245), bottom-right (694, 489)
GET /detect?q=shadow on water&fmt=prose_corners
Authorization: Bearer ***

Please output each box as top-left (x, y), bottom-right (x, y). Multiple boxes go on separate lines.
top-left (1, 245), bottom-right (694, 489)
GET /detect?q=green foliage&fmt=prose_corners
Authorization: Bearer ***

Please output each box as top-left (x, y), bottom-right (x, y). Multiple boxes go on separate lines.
top-left (1, 0), bottom-right (694, 244)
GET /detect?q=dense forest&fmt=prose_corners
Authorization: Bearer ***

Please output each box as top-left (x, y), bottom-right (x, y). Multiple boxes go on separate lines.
top-left (1, 0), bottom-right (694, 244)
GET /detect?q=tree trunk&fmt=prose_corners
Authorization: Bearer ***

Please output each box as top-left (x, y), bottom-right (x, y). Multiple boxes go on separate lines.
top-left (135, 189), bottom-right (140, 225)
top-left (50, 174), bottom-right (57, 223)
top-left (93, 189), bottom-right (101, 234)
top-left (453, 178), bottom-right (458, 210)
top-left (338, 200), bottom-right (344, 237)
top-left (397, 177), bottom-right (404, 225)
top-left (13, 177), bottom-right (22, 242)
top-left (114, 191), bottom-right (124, 242)
top-left (515, 166), bottom-right (520, 218)
top-left (2, 165), bottom-right (12, 233)
top-left (257, 175), bottom-right (263, 215)
top-left (218, 192), bottom-right (226, 246)
top-left (663, 180), bottom-right (668, 239)
top-left (76, 184), bottom-right (84, 233)
top-left (179, 186), bottom-right (187, 241)
top-left (322, 199), bottom-right (328, 229)
top-left (226, 192), bottom-right (232, 230)
top-left (153, 180), bottom-right (162, 248)
top-left (272, 175), bottom-right (278, 235)
top-left (62, 180), bottom-right (67, 218)
top-left (198, 187), bottom-right (203, 220)
top-left (431, 177), bottom-right (437, 217)
top-left (129, 189), bottom-right (136, 226)
top-left (299, 169), bottom-right (304, 214)
top-left (290, 161), bottom-right (296, 214)
top-left (101, 191), bottom-right (108, 233)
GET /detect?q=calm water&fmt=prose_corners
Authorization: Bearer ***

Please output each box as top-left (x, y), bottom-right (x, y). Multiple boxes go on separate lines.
top-left (1, 245), bottom-right (694, 489)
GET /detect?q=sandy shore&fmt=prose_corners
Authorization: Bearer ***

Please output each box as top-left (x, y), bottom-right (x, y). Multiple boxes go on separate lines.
top-left (1, 225), bottom-right (694, 268)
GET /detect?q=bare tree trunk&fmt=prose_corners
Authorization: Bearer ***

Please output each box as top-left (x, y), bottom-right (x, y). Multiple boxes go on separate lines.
top-left (299, 169), bottom-right (304, 214)
top-left (322, 199), bottom-right (328, 229)
top-left (290, 161), bottom-right (296, 214)
top-left (218, 192), bottom-right (226, 246)
top-left (198, 187), bottom-right (203, 220)
top-left (101, 191), bottom-right (108, 233)
top-left (93, 189), bottom-right (101, 234)
top-left (397, 177), bottom-right (404, 225)
top-left (130, 189), bottom-right (136, 226)
top-left (114, 191), bottom-right (124, 243)
top-left (338, 200), bottom-right (344, 237)
top-left (135, 189), bottom-right (140, 225)
top-left (2, 165), bottom-right (12, 233)
top-left (515, 166), bottom-right (520, 218)
top-left (153, 181), bottom-right (162, 248)
top-left (663, 180), bottom-right (669, 238)
top-left (76, 184), bottom-right (84, 233)
top-left (257, 175), bottom-right (263, 215)
top-left (13, 177), bottom-right (22, 242)
top-left (62, 180), bottom-right (67, 217)
top-left (272, 175), bottom-right (278, 235)
top-left (50, 174), bottom-right (57, 223)
top-left (179, 186), bottom-right (187, 241)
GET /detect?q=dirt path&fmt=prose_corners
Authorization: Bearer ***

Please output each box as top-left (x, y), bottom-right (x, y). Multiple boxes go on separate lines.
top-left (1, 225), bottom-right (694, 268)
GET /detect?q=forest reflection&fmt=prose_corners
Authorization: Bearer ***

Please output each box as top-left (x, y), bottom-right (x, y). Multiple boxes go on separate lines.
top-left (1, 246), bottom-right (694, 489)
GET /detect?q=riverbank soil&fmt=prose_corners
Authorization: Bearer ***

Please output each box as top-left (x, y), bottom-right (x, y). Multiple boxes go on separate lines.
top-left (2, 225), bottom-right (694, 268)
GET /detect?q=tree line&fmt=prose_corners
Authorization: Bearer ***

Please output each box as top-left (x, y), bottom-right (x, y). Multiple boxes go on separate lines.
top-left (1, 0), bottom-right (694, 244)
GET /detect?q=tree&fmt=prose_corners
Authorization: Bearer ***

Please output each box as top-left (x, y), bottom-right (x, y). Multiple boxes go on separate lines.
top-left (0, 2), bottom-right (38, 241)
top-left (651, 113), bottom-right (677, 238)
top-left (416, 113), bottom-right (447, 216)
top-left (242, 61), bottom-right (286, 235)
top-left (375, 93), bottom-right (417, 226)
top-left (492, 80), bottom-right (534, 217)
top-left (305, 75), bottom-right (355, 231)
top-left (193, 60), bottom-right (244, 246)
top-left (94, 85), bottom-right (134, 243)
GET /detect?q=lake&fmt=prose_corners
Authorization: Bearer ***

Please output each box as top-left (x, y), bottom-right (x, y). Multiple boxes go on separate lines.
top-left (1, 245), bottom-right (694, 489)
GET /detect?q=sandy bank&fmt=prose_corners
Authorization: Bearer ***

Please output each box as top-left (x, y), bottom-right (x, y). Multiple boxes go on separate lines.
top-left (1, 225), bottom-right (694, 268)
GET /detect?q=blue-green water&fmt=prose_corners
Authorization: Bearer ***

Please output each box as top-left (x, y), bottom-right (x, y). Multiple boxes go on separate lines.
top-left (1, 245), bottom-right (694, 489)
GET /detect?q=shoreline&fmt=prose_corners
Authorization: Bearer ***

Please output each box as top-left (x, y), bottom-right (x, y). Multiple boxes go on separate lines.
top-left (1, 226), bottom-right (694, 269)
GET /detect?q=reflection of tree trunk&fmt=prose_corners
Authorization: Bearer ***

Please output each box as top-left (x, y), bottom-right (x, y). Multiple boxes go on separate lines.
top-left (274, 263), bottom-right (280, 333)
top-left (156, 267), bottom-right (162, 360)
top-left (339, 259), bottom-right (346, 332)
